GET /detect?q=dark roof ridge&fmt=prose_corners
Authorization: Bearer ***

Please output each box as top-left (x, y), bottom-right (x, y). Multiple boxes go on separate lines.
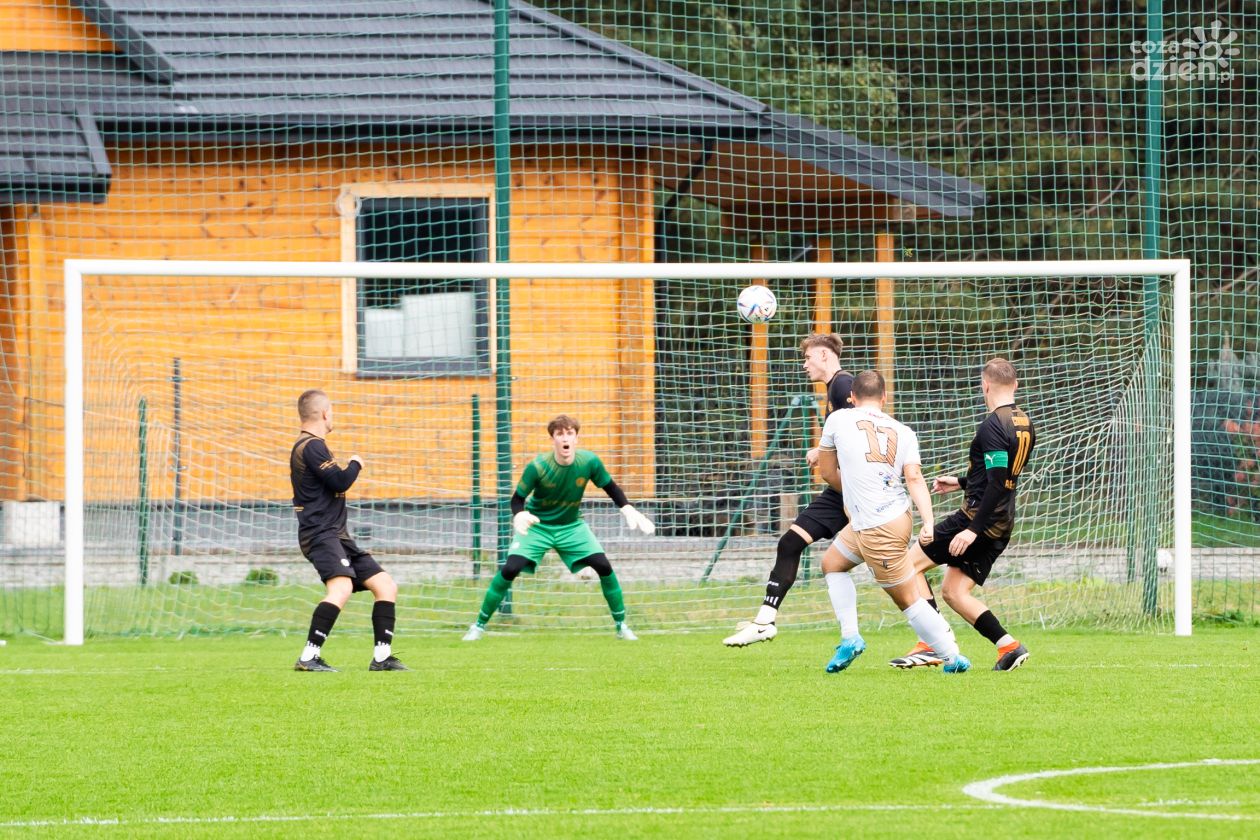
top-left (75, 0), bottom-right (174, 83)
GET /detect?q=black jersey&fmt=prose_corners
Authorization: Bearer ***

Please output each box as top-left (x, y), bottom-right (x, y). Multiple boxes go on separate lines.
top-left (290, 432), bottom-right (362, 539)
top-left (960, 404), bottom-right (1035, 539)
top-left (825, 370), bottom-right (854, 417)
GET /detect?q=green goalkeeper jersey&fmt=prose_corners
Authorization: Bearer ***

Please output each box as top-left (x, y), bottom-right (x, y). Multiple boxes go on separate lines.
top-left (516, 449), bottom-right (612, 525)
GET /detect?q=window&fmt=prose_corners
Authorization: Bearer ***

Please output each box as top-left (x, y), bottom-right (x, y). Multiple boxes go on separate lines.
top-left (348, 193), bottom-right (492, 375)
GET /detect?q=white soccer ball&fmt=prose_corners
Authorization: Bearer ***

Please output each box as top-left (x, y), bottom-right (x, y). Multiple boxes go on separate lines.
top-left (736, 285), bottom-right (777, 323)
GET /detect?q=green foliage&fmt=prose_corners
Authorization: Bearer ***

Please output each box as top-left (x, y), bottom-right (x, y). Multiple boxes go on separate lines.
top-left (1193, 510), bottom-right (1260, 547)
top-left (560, 1), bottom-right (905, 138)
top-left (546, 1), bottom-right (1259, 382)
top-left (1197, 607), bottom-right (1259, 627)
top-left (244, 568), bottom-right (281, 586)
top-left (167, 570), bottom-right (198, 586)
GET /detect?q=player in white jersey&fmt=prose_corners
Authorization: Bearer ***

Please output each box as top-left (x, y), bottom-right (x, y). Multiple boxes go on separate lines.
top-left (815, 370), bottom-right (970, 674)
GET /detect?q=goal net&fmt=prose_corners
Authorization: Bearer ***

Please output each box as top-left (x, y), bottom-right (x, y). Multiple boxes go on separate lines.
top-left (39, 259), bottom-right (1191, 642)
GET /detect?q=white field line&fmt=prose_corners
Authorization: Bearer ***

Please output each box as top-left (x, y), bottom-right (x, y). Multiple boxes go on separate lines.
top-left (962, 758), bottom-right (1260, 821)
top-left (0, 802), bottom-right (992, 829)
top-left (4, 761), bottom-right (1257, 828)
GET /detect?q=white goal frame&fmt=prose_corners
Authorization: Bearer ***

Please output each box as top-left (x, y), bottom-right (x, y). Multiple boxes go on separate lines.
top-left (62, 258), bottom-right (1193, 643)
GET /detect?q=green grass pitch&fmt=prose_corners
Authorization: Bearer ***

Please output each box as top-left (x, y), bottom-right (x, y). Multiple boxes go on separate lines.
top-left (1, 627), bottom-right (1257, 838)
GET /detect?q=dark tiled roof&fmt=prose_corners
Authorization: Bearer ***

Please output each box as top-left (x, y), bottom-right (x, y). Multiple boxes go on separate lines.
top-left (0, 102), bottom-right (110, 203)
top-left (70, 0), bottom-right (767, 133)
top-left (1, 0), bottom-right (984, 216)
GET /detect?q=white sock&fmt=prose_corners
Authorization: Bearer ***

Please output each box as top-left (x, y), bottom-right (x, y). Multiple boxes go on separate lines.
top-left (919, 599), bottom-right (952, 647)
top-left (824, 572), bottom-right (859, 639)
top-left (996, 633), bottom-right (1015, 648)
top-left (902, 598), bottom-right (959, 661)
top-left (754, 604), bottom-right (778, 625)
top-left (932, 617), bottom-right (957, 650)
top-left (300, 643), bottom-right (320, 663)
top-left (373, 642), bottom-right (391, 663)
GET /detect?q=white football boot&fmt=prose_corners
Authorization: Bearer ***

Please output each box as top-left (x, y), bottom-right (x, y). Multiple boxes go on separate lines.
top-left (722, 620), bottom-right (778, 647)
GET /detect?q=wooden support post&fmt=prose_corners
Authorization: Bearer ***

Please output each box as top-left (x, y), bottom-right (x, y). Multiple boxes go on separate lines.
top-left (813, 237), bottom-right (834, 410)
top-left (3, 206), bottom-right (36, 501)
top-left (616, 161), bottom-right (657, 495)
top-left (814, 237), bottom-right (833, 335)
top-left (749, 243), bottom-right (769, 458)
top-left (27, 209), bottom-right (49, 500)
top-left (875, 231), bottom-right (896, 412)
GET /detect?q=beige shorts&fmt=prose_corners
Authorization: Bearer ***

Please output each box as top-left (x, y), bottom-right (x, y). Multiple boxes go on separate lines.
top-left (835, 511), bottom-right (914, 588)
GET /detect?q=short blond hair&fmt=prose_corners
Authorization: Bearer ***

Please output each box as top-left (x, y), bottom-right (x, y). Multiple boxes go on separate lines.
top-left (800, 333), bottom-right (844, 358)
top-left (982, 358), bottom-right (1017, 387)
top-left (297, 389), bottom-right (329, 421)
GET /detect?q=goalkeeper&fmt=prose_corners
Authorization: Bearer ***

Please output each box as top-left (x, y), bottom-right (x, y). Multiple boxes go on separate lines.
top-left (462, 415), bottom-right (654, 641)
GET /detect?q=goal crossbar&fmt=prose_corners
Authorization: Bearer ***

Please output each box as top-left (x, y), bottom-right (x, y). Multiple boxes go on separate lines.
top-left (62, 258), bottom-right (1193, 643)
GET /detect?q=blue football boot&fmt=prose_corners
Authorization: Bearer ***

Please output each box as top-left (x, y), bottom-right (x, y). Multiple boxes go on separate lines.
top-left (825, 634), bottom-right (867, 673)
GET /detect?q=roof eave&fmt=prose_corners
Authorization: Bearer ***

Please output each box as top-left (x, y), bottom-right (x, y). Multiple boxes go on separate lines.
top-left (0, 182), bottom-right (111, 205)
top-left (759, 112), bottom-right (986, 219)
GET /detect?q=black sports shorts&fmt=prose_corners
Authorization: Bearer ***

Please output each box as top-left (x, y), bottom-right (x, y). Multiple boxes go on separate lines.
top-left (300, 533), bottom-right (384, 591)
top-left (919, 510), bottom-right (1008, 586)
top-left (792, 486), bottom-right (850, 542)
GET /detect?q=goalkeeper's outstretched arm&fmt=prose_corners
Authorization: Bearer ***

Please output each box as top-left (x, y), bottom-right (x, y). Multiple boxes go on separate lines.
top-left (601, 479), bottom-right (655, 535)
top-left (601, 479), bottom-right (629, 508)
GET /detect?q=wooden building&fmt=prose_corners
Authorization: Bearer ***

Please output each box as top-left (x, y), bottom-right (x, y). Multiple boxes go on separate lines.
top-left (0, 0), bottom-right (983, 507)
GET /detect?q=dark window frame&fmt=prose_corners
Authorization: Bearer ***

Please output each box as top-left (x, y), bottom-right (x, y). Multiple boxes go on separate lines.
top-left (353, 195), bottom-right (492, 377)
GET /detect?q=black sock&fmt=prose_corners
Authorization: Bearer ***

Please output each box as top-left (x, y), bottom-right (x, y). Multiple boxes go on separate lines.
top-left (307, 601), bottom-right (341, 649)
top-left (763, 530), bottom-right (809, 609)
top-left (972, 609), bottom-right (1007, 645)
top-left (371, 600), bottom-right (396, 648)
top-left (923, 577), bottom-right (938, 613)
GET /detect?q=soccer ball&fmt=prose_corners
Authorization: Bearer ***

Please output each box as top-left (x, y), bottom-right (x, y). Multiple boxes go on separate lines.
top-left (736, 285), bottom-right (777, 323)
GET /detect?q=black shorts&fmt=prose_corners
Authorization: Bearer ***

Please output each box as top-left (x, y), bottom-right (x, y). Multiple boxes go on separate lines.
top-left (300, 532), bottom-right (384, 591)
top-left (792, 486), bottom-right (850, 542)
top-left (919, 510), bottom-right (1008, 586)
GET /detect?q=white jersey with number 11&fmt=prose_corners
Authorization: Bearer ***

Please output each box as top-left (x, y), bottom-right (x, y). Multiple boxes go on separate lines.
top-left (818, 406), bottom-right (921, 531)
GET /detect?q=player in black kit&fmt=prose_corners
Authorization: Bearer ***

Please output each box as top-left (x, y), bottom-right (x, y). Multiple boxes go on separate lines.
top-left (724, 333), bottom-right (854, 647)
top-left (906, 358), bottom-right (1036, 671)
top-left (290, 389), bottom-right (407, 672)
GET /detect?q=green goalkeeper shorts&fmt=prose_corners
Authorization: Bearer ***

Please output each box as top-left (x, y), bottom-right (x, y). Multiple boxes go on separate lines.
top-left (508, 521), bottom-right (606, 572)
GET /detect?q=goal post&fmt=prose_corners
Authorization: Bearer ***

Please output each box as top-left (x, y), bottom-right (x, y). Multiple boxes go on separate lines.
top-left (61, 258), bottom-right (1192, 644)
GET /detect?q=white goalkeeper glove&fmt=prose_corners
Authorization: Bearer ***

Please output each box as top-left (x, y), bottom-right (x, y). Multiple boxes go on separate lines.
top-left (620, 505), bottom-right (655, 536)
top-left (513, 510), bottom-right (540, 535)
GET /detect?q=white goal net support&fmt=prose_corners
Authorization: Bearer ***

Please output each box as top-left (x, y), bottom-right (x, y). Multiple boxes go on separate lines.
top-left (54, 259), bottom-right (1190, 643)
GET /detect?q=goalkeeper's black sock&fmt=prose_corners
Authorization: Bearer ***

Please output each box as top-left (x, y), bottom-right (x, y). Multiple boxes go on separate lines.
top-left (301, 601), bottom-right (341, 661)
top-left (372, 600), bottom-right (396, 662)
top-left (927, 597), bottom-right (940, 613)
top-left (972, 609), bottom-right (1008, 646)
